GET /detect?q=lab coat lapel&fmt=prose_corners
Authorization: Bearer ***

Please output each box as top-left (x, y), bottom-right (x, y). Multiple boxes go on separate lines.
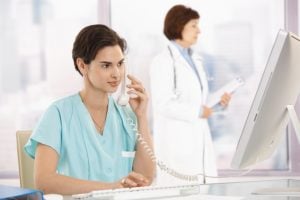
top-left (192, 52), bottom-right (209, 101)
top-left (169, 44), bottom-right (208, 95)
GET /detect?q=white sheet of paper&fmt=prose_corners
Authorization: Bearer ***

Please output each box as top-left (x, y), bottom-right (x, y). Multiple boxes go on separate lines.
top-left (206, 77), bottom-right (245, 108)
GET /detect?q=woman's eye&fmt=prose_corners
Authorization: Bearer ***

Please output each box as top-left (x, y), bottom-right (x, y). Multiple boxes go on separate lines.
top-left (101, 64), bottom-right (110, 68)
top-left (117, 61), bottom-right (125, 67)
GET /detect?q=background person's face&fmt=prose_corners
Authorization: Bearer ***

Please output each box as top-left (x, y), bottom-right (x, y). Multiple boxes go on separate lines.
top-left (181, 19), bottom-right (200, 47)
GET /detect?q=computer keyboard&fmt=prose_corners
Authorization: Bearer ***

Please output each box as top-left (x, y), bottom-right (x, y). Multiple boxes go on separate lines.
top-left (72, 184), bottom-right (200, 200)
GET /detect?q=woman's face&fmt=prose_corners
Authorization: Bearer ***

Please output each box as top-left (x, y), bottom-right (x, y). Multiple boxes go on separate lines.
top-left (84, 45), bottom-right (125, 94)
top-left (180, 19), bottom-right (200, 47)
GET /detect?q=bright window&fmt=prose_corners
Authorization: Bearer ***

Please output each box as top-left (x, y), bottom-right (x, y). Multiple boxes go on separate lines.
top-left (0, 0), bottom-right (98, 177)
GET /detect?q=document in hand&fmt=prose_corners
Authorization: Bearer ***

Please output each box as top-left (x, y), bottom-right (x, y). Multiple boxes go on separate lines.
top-left (206, 77), bottom-right (245, 108)
top-left (0, 184), bottom-right (43, 199)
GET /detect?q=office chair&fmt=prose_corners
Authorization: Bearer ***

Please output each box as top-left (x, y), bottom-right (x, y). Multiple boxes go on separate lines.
top-left (16, 130), bottom-right (35, 189)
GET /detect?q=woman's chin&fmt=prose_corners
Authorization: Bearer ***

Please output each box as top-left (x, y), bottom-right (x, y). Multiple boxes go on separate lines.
top-left (108, 88), bottom-right (118, 93)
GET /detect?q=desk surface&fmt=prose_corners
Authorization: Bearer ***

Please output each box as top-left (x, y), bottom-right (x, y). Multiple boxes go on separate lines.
top-left (63, 178), bottom-right (300, 200)
top-left (204, 178), bottom-right (300, 199)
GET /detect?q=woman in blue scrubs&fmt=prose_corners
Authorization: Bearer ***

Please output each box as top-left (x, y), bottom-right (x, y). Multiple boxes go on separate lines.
top-left (24, 24), bottom-right (155, 195)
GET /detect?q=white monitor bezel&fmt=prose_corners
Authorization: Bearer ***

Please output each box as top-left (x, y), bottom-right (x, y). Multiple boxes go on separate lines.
top-left (231, 29), bottom-right (300, 169)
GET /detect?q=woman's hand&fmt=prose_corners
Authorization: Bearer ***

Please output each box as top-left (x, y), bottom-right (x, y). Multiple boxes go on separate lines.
top-left (201, 106), bottom-right (213, 118)
top-left (220, 92), bottom-right (231, 107)
top-left (127, 74), bottom-right (148, 117)
top-left (119, 171), bottom-right (150, 188)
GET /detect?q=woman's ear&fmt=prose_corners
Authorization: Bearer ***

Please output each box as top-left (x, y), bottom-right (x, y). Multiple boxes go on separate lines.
top-left (76, 58), bottom-right (87, 76)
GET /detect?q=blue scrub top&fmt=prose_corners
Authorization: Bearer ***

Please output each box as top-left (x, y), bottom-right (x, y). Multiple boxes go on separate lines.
top-left (24, 93), bottom-right (137, 182)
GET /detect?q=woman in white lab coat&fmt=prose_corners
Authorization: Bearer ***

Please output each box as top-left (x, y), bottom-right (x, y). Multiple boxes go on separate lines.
top-left (149, 5), bottom-right (231, 185)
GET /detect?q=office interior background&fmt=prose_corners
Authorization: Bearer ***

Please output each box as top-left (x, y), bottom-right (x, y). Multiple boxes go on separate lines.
top-left (0, 0), bottom-right (299, 182)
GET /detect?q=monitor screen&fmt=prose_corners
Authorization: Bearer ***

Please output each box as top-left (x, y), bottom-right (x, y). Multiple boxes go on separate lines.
top-left (231, 29), bottom-right (300, 169)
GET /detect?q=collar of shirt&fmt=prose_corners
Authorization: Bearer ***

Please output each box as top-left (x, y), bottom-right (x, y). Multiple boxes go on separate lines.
top-left (170, 40), bottom-right (204, 96)
top-left (171, 40), bottom-right (193, 57)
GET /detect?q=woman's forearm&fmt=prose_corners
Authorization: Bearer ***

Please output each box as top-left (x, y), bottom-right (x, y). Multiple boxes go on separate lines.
top-left (133, 115), bottom-right (155, 182)
top-left (35, 172), bottom-right (120, 195)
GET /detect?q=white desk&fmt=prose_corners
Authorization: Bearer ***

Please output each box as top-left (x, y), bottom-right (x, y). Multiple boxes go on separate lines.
top-left (62, 178), bottom-right (300, 200)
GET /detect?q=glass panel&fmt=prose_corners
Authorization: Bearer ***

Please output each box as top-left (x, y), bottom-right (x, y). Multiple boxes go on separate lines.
top-left (202, 179), bottom-right (300, 197)
top-left (299, 1), bottom-right (300, 33)
top-left (111, 0), bottom-right (286, 170)
top-left (0, 0), bottom-right (97, 176)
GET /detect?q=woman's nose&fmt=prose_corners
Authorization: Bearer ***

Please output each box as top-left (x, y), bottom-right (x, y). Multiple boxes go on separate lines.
top-left (111, 66), bottom-right (121, 78)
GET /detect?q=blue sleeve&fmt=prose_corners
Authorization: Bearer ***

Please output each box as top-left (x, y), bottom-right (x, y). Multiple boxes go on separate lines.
top-left (24, 104), bottom-right (62, 159)
top-left (117, 105), bottom-right (138, 147)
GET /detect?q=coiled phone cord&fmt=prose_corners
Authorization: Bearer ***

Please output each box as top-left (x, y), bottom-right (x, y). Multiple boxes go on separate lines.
top-left (136, 129), bottom-right (255, 181)
top-left (126, 115), bottom-right (201, 182)
top-left (125, 111), bottom-right (255, 182)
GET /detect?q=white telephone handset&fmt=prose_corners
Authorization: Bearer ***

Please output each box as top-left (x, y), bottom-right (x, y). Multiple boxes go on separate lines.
top-left (117, 66), bottom-right (129, 106)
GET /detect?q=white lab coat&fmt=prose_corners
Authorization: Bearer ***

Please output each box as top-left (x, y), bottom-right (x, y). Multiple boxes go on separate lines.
top-left (149, 42), bottom-right (217, 185)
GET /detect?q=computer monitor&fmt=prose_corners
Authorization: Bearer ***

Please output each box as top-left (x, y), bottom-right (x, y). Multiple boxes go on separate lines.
top-left (231, 29), bottom-right (300, 170)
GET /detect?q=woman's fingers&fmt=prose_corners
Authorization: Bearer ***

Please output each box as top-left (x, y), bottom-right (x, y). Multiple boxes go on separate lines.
top-left (128, 172), bottom-right (149, 186)
top-left (126, 75), bottom-right (145, 93)
top-left (127, 74), bottom-right (141, 84)
top-left (120, 172), bottom-right (149, 188)
top-left (220, 92), bottom-right (231, 106)
top-left (127, 84), bottom-right (146, 94)
top-left (202, 106), bottom-right (213, 118)
top-left (125, 74), bottom-right (148, 116)
top-left (126, 74), bottom-right (147, 99)
top-left (123, 177), bottom-right (138, 187)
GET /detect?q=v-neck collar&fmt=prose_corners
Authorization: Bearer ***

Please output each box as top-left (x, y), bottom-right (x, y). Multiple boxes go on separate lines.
top-left (76, 93), bottom-right (112, 137)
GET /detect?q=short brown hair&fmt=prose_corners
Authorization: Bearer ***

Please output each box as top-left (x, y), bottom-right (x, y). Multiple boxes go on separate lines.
top-left (72, 24), bottom-right (127, 76)
top-left (163, 5), bottom-right (200, 40)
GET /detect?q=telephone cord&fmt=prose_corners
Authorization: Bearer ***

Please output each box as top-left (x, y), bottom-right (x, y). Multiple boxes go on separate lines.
top-left (125, 110), bottom-right (255, 182)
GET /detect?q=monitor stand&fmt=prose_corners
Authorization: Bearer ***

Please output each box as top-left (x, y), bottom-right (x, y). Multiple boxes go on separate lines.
top-left (287, 105), bottom-right (300, 142)
top-left (252, 105), bottom-right (300, 196)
